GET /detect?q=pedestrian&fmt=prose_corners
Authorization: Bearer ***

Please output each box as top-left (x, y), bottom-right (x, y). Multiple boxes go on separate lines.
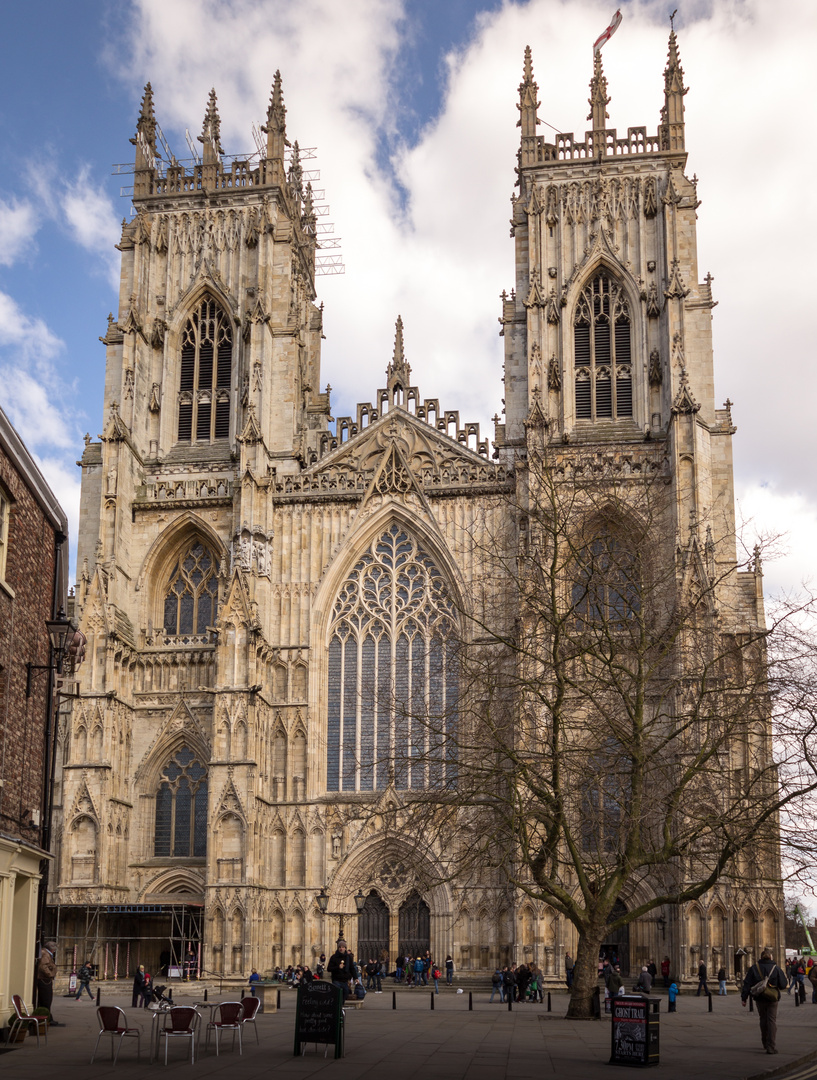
top-left (249, 968), bottom-right (260, 997)
top-left (413, 955), bottom-right (424, 986)
top-left (696, 960), bottom-right (708, 996)
top-left (647, 959), bottom-right (658, 984)
top-left (75, 959), bottom-right (94, 1001)
top-left (636, 966), bottom-right (652, 994)
top-left (808, 962), bottom-right (817, 1004)
top-left (36, 942), bottom-right (60, 1025)
top-left (565, 952), bottom-right (574, 989)
top-left (796, 957), bottom-right (807, 1004)
top-left (503, 964), bottom-right (517, 1002)
top-left (661, 956), bottom-right (671, 988)
top-left (741, 949), bottom-right (787, 1055)
top-left (489, 968), bottom-right (503, 1003)
top-left (516, 964), bottom-right (530, 1002)
top-left (445, 955), bottom-right (454, 985)
top-left (431, 963), bottom-right (441, 994)
top-left (606, 965), bottom-right (624, 999)
top-left (717, 965), bottom-right (727, 995)
top-left (668, 981), bottom-right (678, 1012)
top-left (327, 939), bottom-right (355, 1000)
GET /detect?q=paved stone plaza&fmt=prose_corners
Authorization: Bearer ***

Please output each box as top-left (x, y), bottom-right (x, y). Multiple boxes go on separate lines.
top-left (4, 986), bottom-right (817, 1080)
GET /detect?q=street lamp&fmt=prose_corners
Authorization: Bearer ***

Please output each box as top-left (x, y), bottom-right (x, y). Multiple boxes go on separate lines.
top-left (315, 888), bottom-right (368, 942)
top-left (26, 607), bottom-right (75, 696)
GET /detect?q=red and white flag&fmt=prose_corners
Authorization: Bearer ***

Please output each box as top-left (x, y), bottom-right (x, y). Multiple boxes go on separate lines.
top-left (593, 9), bottom-right (623, 54)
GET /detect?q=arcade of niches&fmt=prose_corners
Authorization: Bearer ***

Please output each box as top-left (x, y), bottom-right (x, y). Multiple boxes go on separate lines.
top-left (49, 33), bottom-right (783, 985)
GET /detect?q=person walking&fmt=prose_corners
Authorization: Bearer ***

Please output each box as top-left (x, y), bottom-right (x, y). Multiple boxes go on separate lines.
top-left (489, 968), bottom-right (504, 1003)
top-left (661, 956), bottom-right (671, 988)
top-left (808, 962), bottom-right (817, 1004)
top-left (717, 965), bottom-right (727, 995)
top-left (696, 960), bottom-right (708, 996)
top-left (565, 953), bottom-right (574, 989)
top-left (741, 950), bottom-right (787, 1055)
top-left (75, 960), bottom-right (94, 1001)
top-left (445, 955), bottom-right (454, 985)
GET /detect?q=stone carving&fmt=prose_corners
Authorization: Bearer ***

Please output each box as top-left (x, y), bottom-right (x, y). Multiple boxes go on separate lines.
top-left (547, 354), bottom-right (561, 391)
top-left (545, 288), bottom-right (561, 325)
top-left (524, 267), bottom-right (546, 308)
top-left (648, 349), bottom-right (663, 386)
top-left (545, 184), bottom-right (559, 226)
top-left (646, 281), bottom-right (661, 318)
top-left (644, 176), bottom-right (658, 218)
top-left (664, 258), bottom-right (690, 301)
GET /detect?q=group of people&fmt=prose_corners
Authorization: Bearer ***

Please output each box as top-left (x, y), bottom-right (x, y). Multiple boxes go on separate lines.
top-left (489, 963), bottom-right (545, 1003)
top-left (785, 955), bottom-right (817, 1003)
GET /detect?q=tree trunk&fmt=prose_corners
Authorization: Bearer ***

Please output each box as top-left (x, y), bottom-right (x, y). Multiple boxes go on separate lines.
top-left (566, 927), bottom-right (606, 1019)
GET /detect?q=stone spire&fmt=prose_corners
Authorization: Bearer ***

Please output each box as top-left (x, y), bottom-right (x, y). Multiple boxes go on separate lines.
top-left (517, 46), bottom-right (540, 139)
top-left (587, 52), bottom-right (610, 156)
top-left (198, 88), bottom-right (224, 165)
top-left (288, 139), bottom-right (303, 210)
top-left (262, 69), bottom-right (288, 164)
top-left (387, 315), bottom-right (411, 390)
top-left (660, 29), bottom-right (687, 152)
top-left (132, 83), bottom-right (157, 171)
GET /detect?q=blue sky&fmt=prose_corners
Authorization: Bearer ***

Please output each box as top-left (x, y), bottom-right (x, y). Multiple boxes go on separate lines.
top-left (1, 0), bottom-right (816, 597)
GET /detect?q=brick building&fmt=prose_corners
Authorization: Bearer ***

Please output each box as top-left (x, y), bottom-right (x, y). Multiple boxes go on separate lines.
top-left (0, 403), bottom-right (69, 1017)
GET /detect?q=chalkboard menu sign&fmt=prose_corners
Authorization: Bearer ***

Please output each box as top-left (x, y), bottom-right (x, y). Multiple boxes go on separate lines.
top-left (610, 996), bottom-right (659, 1068)
top-left (293, 981), bottom-right (344, 1059)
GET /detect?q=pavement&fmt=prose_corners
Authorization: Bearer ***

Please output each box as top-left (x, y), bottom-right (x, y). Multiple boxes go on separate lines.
top-left (3, 984), bottom-right (817, 1080)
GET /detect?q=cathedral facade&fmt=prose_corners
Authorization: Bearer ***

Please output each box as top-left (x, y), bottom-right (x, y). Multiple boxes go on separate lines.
top-left (50, 34), bottom-right (783, 984)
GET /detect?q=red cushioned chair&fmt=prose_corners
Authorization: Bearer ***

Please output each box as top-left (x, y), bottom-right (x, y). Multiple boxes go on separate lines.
top-left (205, 1000), bottom-right (243, 1056)
top-left (90, 1006), bottom-right (140, 1065)
top-left (158, 1006), bottom-right (199, 1065)
top-left (8, 995), bottom-right (48, 1048)
top-left (240, 995), bottom-right (261, 1044)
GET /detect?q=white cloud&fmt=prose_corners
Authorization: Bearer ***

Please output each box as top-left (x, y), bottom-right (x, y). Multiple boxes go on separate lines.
top-left (0, 197), bottom-right (38, 267)
top-left (61, 168), bottom-right (121, 290)
top-left (0, 289), bottom-right (62, 362)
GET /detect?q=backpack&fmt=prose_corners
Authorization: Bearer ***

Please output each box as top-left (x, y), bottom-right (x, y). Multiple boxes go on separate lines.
top-left (492, 972), bottom-right (501, 985)
top-left (354, 982), bottom-right (366, 1000)
top-left (414, 959), bottom-right (424, 972)
top-left (749, 964), bottom-right (781, 1003)
top-left (78, 964), bottom-right (92, 981)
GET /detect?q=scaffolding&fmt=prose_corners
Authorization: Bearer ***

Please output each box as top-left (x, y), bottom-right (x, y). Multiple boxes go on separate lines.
top-left (50, 902), bottom-right (203, 981)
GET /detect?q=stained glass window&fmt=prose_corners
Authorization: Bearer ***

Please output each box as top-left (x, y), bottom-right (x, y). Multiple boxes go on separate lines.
top-left (574, 273), bottom-right (632, 421)
top-left (177, 296), bottom-right (233, 443)
top-left (163, 541), bottom-right (219, 640)
top-left (154, 747), bottom-right (208, 857)
top-left (327, 525), bottom-right (458, 792)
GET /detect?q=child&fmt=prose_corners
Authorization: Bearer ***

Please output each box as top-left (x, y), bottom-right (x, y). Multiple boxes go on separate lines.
top-left (668, 982), bottom-right (678, 1013)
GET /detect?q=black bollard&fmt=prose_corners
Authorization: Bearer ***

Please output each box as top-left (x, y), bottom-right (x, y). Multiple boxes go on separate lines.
top-left (469, 991), bottom-right (473, 1011)
top-left (168, 989), bottom-right (173, 1004)
top-left (795, 990), bottom-right (800, 1007)
top-left (708, 991), bottom-right (713, 1013)
top-left (392, 991), bottom-right (396, 1010)
top-left (592, 986), bottom-right (601, 1019)
top-left (547, 991), bottom-right (552, 1013)
top-left (508, 993), bottom-right (512, 1012)
top-left (277, 989), bottom-right (281, 1010)
top-left (204, 987), bottom-right (208, 1002)
top-left (431, 992), bottom-right (434, 1010)
top-left (96, 986), bottom-right (100, 1006)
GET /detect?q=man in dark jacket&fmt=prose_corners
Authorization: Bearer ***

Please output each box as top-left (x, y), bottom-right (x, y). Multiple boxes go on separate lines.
top-left (696, 961), bottom-right (708, 996)
top-left (327, 940), bottom-right (355, 1000)
top-left (36, 942), bottom-right (59, 1024)
top-left (741, 950), bottom-right (788, 1055)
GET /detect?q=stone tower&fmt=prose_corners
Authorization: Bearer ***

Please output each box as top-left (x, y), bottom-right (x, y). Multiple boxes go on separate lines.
top-left (50, 34), bottom-right (782, 986)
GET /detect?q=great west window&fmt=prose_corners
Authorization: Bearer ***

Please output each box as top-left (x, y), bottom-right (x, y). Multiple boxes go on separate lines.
top-left (327, 525), bottom-right (458, 792)
top-left (154, 747), bottom-right (208, 857)
top-left (574, 273), bottom-right (633, 421)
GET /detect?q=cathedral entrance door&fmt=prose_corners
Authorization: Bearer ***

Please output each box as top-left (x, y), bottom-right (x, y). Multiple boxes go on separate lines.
top-left (398, 890), bottom-right (430, 958)
top-left (600, 899), bottom-right (630, 977)
top-left (357, 890), bottom-right (390, 962)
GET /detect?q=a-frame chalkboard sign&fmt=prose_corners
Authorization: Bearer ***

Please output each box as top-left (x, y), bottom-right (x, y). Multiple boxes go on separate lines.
top-left (293, 980), bottom-right (344, 1059)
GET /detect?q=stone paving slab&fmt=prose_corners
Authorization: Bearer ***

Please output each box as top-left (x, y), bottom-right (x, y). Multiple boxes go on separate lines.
top-left (3, 987), bottom-right (817, 1080)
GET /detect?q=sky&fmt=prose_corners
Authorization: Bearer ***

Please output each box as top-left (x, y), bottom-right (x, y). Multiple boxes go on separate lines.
top-left (0, 0), bottom-right (815, 600)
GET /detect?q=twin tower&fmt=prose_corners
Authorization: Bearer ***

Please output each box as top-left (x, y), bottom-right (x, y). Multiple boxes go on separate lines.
top-left (51, 32), bottom-right (779, 983)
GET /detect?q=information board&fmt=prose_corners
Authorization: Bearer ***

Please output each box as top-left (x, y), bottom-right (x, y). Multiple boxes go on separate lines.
top-left (610, 996), bottom-right (659, 1068)
top-left (293, 981), bottom-right (344, 1058)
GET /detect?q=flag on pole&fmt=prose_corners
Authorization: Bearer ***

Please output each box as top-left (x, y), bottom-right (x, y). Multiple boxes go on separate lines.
top-left (593, 9), bottom-right (623, 55)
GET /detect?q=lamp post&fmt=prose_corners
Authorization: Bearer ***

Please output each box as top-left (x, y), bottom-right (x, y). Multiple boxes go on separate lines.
top-left (315, 888), bottom-right (367, 944)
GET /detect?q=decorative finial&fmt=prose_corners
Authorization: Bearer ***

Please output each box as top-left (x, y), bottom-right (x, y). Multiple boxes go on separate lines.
top-left (198, 88), bottom-right (224, 162)
top-left (387, 315), bottom-right (411, 388)
top-left (131, 83), bottom-right (157, 172)
top-left (517, 46), bottom-right (540, 139)
top-left (670, 8), bottom-right (678, 31)
top-left (288, 140), bottom-right (303, 200)
top-left (588, 51), bottom-right (610, 148)
top-left (661, 21), bottom-right (687, 151)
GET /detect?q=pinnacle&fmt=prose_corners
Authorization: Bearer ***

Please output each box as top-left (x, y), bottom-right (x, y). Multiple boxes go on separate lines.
top-left (198, 87), bottom-right (224, 154)
top-left (387, 315), bottom-right (411, 387)
top-left (139, 82), bottom-right (155, 122)
top-left (266, 69), bottom-right (286, 129)
top-left (522, 45), bottom-right (534, 86)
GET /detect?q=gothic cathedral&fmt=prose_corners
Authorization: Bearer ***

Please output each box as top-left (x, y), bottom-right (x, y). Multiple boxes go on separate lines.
top-left (51, 33), bottom-right (783, 984)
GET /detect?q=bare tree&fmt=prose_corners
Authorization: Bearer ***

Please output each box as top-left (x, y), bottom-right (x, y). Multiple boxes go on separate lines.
top-left (369, 437), bottom-right (817, 1018)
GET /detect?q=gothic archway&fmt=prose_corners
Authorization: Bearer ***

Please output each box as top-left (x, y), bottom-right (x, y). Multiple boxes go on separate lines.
top-left (357, 889), bottom-right (390, 962)
top-left (398, 890), bottom-right (430, 957)
top-left (600, 898), bottom-right (630, 976)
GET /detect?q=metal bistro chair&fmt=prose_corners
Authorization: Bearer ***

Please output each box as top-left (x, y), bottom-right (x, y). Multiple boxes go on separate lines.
top-left (158, 1006), bottom-right (199, 1065)
top-left (8, 995), bottom-right (48, 1047)
top-left (205, 1000), bottom-right (244, 1056)
top-left (90, 1006), bottom-right (140, 1065)
top-left (239, 995), bottom-right (261, 1044)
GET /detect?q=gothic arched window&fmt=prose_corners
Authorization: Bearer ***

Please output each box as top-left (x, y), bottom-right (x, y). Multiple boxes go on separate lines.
top-left (177, 296), bottom-right (233, 443)
top-left (327, 525), bottom-right (458, 792)
top-left (571, 530), bottom-right (640, 628)
top-left (154, 747), bottom-right (208, 857)
top-left (163, 540), bottom-right (219, 641)
top-left (574, 273), bottom-right (632, 421)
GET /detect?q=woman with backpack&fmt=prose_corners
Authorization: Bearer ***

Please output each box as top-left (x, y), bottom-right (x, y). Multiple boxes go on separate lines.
top-left (741, 950), bottom-right (788, 1055)
top-left (74, 959), bottom-right (94, 1001)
